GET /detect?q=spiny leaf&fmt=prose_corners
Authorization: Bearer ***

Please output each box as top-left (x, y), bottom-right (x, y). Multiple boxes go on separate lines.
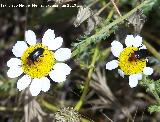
top-left (148, 104), bottom-right (160, 113)
top-left (71, 0), bottom-right (150, 58)
top-left (142, 0), bottom-right (157, 14)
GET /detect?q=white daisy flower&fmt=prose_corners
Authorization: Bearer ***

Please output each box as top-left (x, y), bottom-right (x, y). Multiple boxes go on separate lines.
top-left (7, 29), bottom-right (72, 96)
top-left (106, 35), bottom-right (153, 88)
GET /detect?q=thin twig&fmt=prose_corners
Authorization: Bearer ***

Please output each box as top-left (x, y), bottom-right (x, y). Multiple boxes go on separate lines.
top-left (101, 112), bottom-right (113, 122)
top-left (110, 0), bottom-right (122, 16)
top-left (96, 2), bottom-right (111, 16)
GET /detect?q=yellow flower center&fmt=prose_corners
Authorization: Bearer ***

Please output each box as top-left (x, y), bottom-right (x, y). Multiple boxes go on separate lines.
top-left (118, 46), bottom-right (146, 75)
top-left (21, 43), bottom-right (55, 78)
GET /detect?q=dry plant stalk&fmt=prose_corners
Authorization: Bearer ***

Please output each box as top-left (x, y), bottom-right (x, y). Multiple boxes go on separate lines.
top-left (127, 9), bottom-right (146, 34)
top-left (73, 6), bottom-right (93, 27)
top-left (73, 5), bottom-right (101, 35)
top-left (90, 67), bottom-right (132, 120)
top-left (24, 89), bottom-right (47, 122)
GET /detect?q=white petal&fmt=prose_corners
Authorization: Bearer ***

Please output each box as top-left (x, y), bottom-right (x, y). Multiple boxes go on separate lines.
top-left (134, 73), bottom-right (142, 80)
top-left (53, 63), bottom-right (71, 76)
top-left (125, 35), bottom-right (135, 47)
top-left (55, 48), bottom-right (71, 61)
top-left (111, 41), bottom-right (123, 57)
top-left (7, 58), bottom-right (21, 68)
top-left (43, 29), bottom-right (55, 39)
top-left (41, 77), bottom-right (50, 92)
top-left (29, 78), bottom-right (42, 96)
top-left (51, 37), bottom-right (63, 50)
top-left (132, 35), bottom-right (142, 47)
top-left (129, 75), bottom-right (139, 88)
top-left (42, 29), bottom-right (63, 50)
top-left (12, 41), bottom-right (28, 57)
top-left (17, 75), bottom-right (31, 91)
top-left (106, 60), bottom-right (119, 70)
top-left (49, 69), bottom-right (67, 83)
top-left (118, 69), bottom-right (125, 78)
top-left (25, 30), bottom-right (37, 45)
top-left (139, 44), bottom-right (147, 49)
top-left (7, 67), bottom-right (23, 78)
top-left (143, 67), bottom-right (153, 75)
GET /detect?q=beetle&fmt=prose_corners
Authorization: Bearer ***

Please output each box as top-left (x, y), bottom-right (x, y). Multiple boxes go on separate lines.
top-left (27, 47), bottom-right (44, 65)
top-left (128, 49), bottom-right (148, 61)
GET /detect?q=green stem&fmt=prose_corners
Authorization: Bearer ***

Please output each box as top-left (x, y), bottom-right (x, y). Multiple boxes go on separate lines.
top-left (0, 106), bottom-right (21, 112)
top-left (152, 91), bottom-right (160, 104)
top-left (75, 45), bottom-right (99, 110)
top-left (105, 10), bottom-right (114, 23)
top-left (41, 99), bottom-right (59, 112)
top-left (72, 0), bottom-right (150, 57)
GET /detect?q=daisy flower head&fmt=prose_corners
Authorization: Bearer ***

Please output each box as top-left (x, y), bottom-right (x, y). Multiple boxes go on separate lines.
top-left (7, 29), bottom-right (72, 96)
top-left (106, 35), bottom-right (153, 88)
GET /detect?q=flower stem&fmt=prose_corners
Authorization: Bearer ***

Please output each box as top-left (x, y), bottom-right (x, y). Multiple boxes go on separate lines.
top-left (152, 91), bottom-right (160, 104)
top-left (0, 106), bottom-right (21, 112)
top-left (74, 45), bottom-right (99, 111)
top-left (41, 99), bottom-right (59, 112)
top-left (105, 10), bottom-right (114, 23)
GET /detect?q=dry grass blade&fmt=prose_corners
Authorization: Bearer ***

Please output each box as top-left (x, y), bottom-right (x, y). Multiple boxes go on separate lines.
top-left (24, 89), bottom-right (48, 122)
top-left (90, 67), bottom-right (132, 120)
top-left (90, 67), bottom-right (117, 102)
top-left (127, 9), bottom-right (146, 34)
top-left (84, 14), bottom-right (102, 35)
top-left (73, 6), bottom-right (93, 27)
top-left (74, 5), bottom-right (102, 35)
